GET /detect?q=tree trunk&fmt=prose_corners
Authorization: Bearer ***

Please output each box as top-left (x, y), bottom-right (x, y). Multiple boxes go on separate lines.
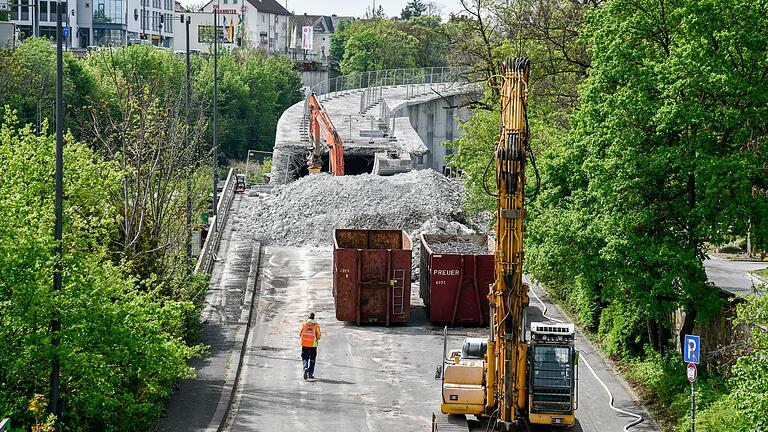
top-left (647, 318), bottom-right (660, 352)
top-left (679, 306), bottom-right (697, 354)
top-left (658, 321), bottom-right (672, 356)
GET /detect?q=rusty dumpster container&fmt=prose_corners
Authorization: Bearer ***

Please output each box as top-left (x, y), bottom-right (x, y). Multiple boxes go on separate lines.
top-left (419, 234), bottom-right (494, 325)
top-left (333, 229), bottom-right (412, 325)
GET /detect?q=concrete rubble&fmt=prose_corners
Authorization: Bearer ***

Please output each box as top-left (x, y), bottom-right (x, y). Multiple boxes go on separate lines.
top-left (428, 240), bottom-right (490, 255)
top-left (233, 169), bottom-right (472, 249)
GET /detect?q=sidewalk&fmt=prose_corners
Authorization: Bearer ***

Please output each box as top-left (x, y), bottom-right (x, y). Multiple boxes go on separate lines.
top-left (159, 195), bottom-right (261, 432)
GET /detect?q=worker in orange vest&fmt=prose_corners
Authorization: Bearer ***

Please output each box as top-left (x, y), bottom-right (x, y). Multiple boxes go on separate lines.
top-left (299, 312), bottom-right (321, 380)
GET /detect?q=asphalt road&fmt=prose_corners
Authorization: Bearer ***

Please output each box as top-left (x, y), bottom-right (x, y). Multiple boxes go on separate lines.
top-left (703, 258), bottom-right (767, 297)
top-left (224, 246), bottom-right (658, 432)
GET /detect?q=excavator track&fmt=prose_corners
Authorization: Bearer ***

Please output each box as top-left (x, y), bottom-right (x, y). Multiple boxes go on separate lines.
top-left (432, 413), bottom-right (470, 432)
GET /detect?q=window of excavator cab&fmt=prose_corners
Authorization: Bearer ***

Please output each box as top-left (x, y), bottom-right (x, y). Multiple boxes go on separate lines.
top-left (532, 345), bottom-right (572, 387)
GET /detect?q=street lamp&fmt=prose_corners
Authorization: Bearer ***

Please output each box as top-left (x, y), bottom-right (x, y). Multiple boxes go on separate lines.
top-left (212, 2), bottom-right (219, 218)
top-left (50, 0), bottom-right (64, 426)
top-left (182, 13), bottom-right (192, 274)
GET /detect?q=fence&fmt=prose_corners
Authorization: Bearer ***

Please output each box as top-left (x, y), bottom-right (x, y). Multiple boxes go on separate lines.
top-left (194, 168), bottom-right (236, 275)
top-left (301, 67), bottom-right (470, 142)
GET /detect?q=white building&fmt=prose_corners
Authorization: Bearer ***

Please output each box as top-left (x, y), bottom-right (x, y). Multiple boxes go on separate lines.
top-left (288, 14), bottom-right (351, 63)
top-left (9, 0), bottom-right (174, 47)
top-left (173, 0), bottom-right (290, 54)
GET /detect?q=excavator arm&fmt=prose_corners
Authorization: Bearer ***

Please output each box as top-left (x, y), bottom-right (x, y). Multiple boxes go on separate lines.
top-left (489, 57), bottom-right (531, 429)
top-left (435, 58), bottom-right (576, 432)
top-left (307, 93), bottom-right (345, 176)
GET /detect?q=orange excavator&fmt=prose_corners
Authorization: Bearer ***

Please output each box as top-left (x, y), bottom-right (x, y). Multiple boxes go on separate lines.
top-left (307, 92), bottom-right (345, 176)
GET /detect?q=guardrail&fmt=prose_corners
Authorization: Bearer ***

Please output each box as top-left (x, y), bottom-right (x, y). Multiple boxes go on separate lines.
top-left (309, 67), bottom-right (467, 102)
top-left (194, 168), bottom-right (236, 275)
top-left (301, 67), bottom-right (470, 142)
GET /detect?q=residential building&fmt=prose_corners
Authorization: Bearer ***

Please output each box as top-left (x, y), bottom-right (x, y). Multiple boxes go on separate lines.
top-left (288, 14), bottom-right (351, 64)
top-left (173, 0), bottom-right (290, 54)
top-left (8, 0), bottom-right (174, 48)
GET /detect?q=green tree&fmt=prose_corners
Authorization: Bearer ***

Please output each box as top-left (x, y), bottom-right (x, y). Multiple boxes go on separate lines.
top-left (0, 114), bottom-right (202, 430)
top-left (339, 20), bottom-right (419, 73)
top-left (730, 292), bottom-right (768, 430)
top-left (401, 0), bottom-right (427, 19)
top-left (0, 38), bottom-right (98, 139)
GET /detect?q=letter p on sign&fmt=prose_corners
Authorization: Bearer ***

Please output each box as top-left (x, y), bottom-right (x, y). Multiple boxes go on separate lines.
top-left (684, 334), bottom-right (700, 364)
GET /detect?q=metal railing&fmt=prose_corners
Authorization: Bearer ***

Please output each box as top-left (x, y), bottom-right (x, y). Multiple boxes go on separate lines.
top-left (301, 67), bottom-right (470, 142)
top-left (309, 67), bottom-right (466, 103)
top-left (194, 168), bottom-right (236, 275)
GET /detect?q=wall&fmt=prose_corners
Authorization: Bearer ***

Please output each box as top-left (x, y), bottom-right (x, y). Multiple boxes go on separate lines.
top-left (395, 94), bottom-right (470, 174)
top-left (300, 66), bottom-right (339, 90)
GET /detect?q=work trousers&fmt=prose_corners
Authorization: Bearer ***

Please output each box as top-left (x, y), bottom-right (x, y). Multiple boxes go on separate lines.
top-left (301, 346), bottom-right (317, 376)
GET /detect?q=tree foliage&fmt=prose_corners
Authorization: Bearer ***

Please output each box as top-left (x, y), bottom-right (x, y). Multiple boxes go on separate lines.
top-left (401, 0), bottom-right (427, 19)
top-left (450, 0), bottom-right (768, 357)
top-left (0, 115), bottom-right (203, 431)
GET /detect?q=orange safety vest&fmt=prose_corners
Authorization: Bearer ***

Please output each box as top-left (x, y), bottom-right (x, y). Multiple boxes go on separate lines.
top-left (300, 321), bottom-right (320, 347)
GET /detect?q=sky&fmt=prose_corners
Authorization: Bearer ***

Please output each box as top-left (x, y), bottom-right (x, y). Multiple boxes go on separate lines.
top-left (182, 0), bottom-right (468, 19)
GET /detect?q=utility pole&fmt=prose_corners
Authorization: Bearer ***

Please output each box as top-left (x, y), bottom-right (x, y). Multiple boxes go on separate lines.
top-left (50, 0), bottom-right (64, 426)
top-left (212, 3), bottom-right (219, 218)
top-left (183, 13), bottom-right (192, 274)
top-left (33, 0), bottom-right (39, 37)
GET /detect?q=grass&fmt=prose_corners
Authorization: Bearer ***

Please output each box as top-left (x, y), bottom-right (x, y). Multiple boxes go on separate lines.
top-left (751, 267), bottom-right (768, 279)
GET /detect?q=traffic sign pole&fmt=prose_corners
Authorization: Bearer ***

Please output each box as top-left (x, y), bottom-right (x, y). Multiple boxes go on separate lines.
top-left (687, 362), bottom-right (697, 432)
top-left (691, 381), bottom-right (695, 432)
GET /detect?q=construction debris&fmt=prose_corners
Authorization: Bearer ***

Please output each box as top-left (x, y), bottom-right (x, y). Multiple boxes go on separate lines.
top-left (232, 170), bottom-right (468, 247)
top-left (429, 240), bottom-right (490, 255)
top-left (409, 219), bottom-right (477, 281)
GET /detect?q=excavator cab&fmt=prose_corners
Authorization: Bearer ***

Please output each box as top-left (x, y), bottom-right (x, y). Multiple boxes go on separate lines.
top-left (527, 323), bottom-right (578, 427)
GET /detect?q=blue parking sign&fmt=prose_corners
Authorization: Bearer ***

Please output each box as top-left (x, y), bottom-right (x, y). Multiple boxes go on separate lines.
top-left (63, 27), bottom-right (70, 37)
top-left (684, 334), bottom-right (700, 364)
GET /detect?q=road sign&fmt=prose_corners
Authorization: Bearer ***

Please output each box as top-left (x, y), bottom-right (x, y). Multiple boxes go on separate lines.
top-left (63, 27), bottom-right (70, 37)
top-left (684, 334), bottom-right (700, 364)
top-left (0, 1), bottom-right (9, 11)
top-left (687, 362), bottom-right (697, 383)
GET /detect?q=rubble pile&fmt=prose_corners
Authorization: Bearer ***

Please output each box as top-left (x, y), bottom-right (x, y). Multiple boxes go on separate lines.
top-left (233, 170), bottom-right (468, 247)
top-left (408, 218), bottom-right (478, 281)
top-left (428, 240), bottom-right (490, 255)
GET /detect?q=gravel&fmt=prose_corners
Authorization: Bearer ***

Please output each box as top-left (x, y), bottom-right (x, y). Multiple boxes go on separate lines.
top-left (428, 240), bottom-right (490, 255)
top-left (232, 170), bottom-right (469, 247)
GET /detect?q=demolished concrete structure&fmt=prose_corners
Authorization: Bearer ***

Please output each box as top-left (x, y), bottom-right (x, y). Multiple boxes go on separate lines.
top-left (270, 72), bottom-right (479, 184)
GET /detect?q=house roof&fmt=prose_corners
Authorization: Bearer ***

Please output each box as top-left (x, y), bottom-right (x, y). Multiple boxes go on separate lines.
top-left (245, 0), bottom-right (291, 15)
top-left (290, 14), bottom-right (351, 33)
top-left (199, 0), bottom-right (291, 15)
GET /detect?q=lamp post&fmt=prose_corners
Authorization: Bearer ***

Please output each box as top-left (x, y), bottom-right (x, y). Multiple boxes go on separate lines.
top-left (50, 0), bottom-right (64, 426)
top-left (182, 13), bottom-right (192, 274)
top-left (212, 2), bottom-right (219, 219)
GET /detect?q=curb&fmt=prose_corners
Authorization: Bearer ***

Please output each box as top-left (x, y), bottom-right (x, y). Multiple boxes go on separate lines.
top-left (204, 243), bottom-right (262, 432)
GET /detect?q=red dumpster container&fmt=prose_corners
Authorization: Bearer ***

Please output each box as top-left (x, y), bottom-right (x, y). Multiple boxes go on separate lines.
top-left (419, 234), bottom-right (494, 325)
top-left (333, 229), bottom-right (412, 325)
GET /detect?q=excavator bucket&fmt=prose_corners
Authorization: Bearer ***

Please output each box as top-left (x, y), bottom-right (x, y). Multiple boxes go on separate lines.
top-left (372, 150), bottom-right (412, 176)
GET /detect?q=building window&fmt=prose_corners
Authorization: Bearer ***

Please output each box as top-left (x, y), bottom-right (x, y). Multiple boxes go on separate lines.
top-left (233, 0), bottom-right (237, 4)
top-left (21, 5), bottom-right (29, 20)
top-left (223, 0), bottom-right (227, 4)
top-left (39, 1), bottom-right (48, 21)
top-left (93, 0), bottom-right (125, 25)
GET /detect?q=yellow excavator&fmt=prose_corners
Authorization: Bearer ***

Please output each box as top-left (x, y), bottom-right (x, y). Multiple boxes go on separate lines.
top-left (433, 58), bottom-right (578, 431)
